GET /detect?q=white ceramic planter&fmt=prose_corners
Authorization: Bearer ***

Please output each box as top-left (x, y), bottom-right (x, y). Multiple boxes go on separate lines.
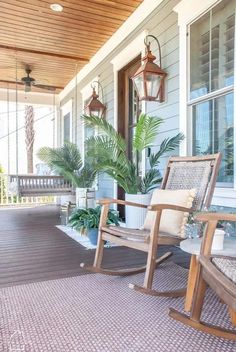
top-left (76, 187), bottom-right (95, 208)
top-left (212, 229), bottom-right (225, 250)
top-left (125, 193), bottom-right (152, 229)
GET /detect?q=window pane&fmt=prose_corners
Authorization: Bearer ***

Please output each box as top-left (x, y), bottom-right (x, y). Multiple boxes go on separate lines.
top-left (192, 101), bottom-right (212, 155)
top-left (192, 93), bottom-right (234, 185)
top-left (63, 113), bottom-right (70, 142)
top-left (190, 0), bottom-right (235, 99)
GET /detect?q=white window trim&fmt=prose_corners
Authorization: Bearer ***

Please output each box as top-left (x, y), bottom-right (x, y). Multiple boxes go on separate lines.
top-left (174, 0), bottom-right (236, 207)
top-left (111, 30), bottom-right (148, 199)
top-left (61, 99), bottom-right (73, 143)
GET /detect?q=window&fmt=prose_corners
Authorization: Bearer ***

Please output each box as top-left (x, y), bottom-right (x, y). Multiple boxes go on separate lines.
top-left (188, 0), bottom-right (235, 186)
top-left (63, 112), bottom-right (71, 142)
top-left (61, 100), bottom-right (72, 144)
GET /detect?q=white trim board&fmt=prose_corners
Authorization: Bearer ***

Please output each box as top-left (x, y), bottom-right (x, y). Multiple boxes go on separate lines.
top-left (174, 0), bottom-right (221, 25)
top-left (212, 188), bottom-right (236, 208)
top-left (59, 0), bottom-right (165, 101)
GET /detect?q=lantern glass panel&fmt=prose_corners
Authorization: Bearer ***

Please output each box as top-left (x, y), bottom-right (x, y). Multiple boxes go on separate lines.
top-left (133, 74), bottom-right (144, 99)
top-left (145, 73), bottom-right (161, 98)
top-left (93, 109), bottom-right (101, 117)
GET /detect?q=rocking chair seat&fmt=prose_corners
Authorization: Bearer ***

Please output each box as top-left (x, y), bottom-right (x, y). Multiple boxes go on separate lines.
top-left (212, 258), bottom-right (236, 284)
top-left (101, 225), bottom-right (150, 242)
top-left (101, 225), bottom-right (181, 244)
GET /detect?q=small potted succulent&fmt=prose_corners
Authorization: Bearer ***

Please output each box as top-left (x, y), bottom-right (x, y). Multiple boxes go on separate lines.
top-left (68, 206), bottom-right (120, 245)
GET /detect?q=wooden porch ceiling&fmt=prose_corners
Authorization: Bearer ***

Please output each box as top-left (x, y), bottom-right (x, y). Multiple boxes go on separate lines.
top-left (0, 0), bottom-right (143, 94)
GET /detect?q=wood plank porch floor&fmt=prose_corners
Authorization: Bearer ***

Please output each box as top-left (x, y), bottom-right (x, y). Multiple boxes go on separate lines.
top-left (0, 205), bottom-right (190, 288)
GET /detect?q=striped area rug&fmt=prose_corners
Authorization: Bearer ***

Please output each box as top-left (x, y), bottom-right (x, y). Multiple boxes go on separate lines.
top-left (1, 262), bottom-right (235, 351)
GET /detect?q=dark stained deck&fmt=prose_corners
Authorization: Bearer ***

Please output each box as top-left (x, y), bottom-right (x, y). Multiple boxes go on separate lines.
top-left (0, 205), bottom-right (190, 288)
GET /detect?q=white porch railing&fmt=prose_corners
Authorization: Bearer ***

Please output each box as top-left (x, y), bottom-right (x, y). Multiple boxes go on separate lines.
top-left (0, 174), bottom-right (73, 206)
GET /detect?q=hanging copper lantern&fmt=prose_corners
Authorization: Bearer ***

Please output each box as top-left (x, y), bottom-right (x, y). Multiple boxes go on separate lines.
top-left (85, 81), bottom-right (106, 117)
top-left (131, 35), bottom-right (167, 102)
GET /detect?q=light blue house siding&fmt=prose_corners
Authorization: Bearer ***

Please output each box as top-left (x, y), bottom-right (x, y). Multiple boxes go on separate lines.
top-left (59, 0), bottom-right (182, 199)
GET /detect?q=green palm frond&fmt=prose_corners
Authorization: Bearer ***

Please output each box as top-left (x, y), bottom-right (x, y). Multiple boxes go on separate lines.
top-left (99, 161), bottom-right (137, 194)
top-left (85, 134), bottom-right (137, 193)
top-left (139, 168), bottom-right (162, 194)
top-left (133, 114), bottom-right (163, 152)
top-left (82, 114), bottom-right (126, 152)
top-left (75, 165), bottom-right (97, 188)
top-left (149, 133), bottom-right (185, 168)
top-left (86, 135), bottom-right (127, 167)
top-left (37, 142), bottom-right (95, 188)
top-left (37, 142), bottom-right (83, 174)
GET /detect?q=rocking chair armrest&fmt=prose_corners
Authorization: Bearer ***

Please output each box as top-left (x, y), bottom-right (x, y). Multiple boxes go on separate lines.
top-left (147, 204), bottom-right (193, 213)
top-left (97, 198), bottom-right (148, 209)
top-left (195, 212), bottom-right (236, 223)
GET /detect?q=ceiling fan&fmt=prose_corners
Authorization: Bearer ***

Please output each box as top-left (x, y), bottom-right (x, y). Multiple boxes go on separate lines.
top-left (20, 67), bottom-right (56, 92)
top-left (0, 65), bottom-right (64, 92)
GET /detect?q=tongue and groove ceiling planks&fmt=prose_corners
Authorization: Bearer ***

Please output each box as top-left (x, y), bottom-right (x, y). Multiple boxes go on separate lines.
top-left (0, 0), bottom-right (142, 93)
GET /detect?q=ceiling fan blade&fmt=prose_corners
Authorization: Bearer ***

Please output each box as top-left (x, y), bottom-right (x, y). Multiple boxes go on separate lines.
top-left (34, 84), bottom-right (56, 91)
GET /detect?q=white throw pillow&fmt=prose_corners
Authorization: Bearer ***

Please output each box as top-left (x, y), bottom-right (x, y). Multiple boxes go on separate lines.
top-left (142, 189), bottom-right (196, 238)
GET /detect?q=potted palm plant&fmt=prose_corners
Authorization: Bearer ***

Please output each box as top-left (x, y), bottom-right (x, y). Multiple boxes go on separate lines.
top-left (82, 113), bottom-right (184, 228)
top-left (68, 206), bottom-right (120, 245)
top-left (37, 142), bottom-right (97, 208)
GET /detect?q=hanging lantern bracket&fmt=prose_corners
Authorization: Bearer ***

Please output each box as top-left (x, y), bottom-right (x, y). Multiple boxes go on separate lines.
top-left (131, 34), bottom-right (167, 102)
top-left (85, 80), bottom-right (106, 118)
top-left (144, 35), bottom-right (162, 68)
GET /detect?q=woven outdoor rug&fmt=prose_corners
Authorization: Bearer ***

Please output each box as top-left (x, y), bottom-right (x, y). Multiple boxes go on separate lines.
top-left (1, 262), bottom-right (235, 352)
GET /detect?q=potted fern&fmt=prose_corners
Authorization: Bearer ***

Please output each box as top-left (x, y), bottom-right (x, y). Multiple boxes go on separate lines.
top-left (68, 206), bottom-right (120, 245)
top-left (37, 142), bottom-right (97, 207)
top-left (82, 113), bottom-right (184, 228)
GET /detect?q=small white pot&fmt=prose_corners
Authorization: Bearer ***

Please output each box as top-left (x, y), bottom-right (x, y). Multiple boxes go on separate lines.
top-left (76, 187), bottom-right (95, 208)
top-left (125, 193), bottom-right (152, 229)
top-left (212, 229), bottom-right (225, 251)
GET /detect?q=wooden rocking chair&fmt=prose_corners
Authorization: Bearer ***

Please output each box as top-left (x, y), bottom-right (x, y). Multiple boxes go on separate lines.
top-left (81, 153), bottom-right (221, 297)
top-left (169, 212), bottom-right (236, 340)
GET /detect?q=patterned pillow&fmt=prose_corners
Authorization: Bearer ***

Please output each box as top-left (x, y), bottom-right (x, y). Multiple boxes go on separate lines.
top-left (212, 258), bottom-right (236, 284)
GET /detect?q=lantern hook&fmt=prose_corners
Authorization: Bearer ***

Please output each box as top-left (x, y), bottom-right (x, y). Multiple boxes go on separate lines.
top-left (91, 81), bottom-right (104, 104)
top-left (144, 35), bottom-right (162, 68)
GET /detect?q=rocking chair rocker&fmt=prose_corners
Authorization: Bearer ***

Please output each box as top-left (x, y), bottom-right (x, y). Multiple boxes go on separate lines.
top-left (169, 212), bottom-right (236, 341)
top-left (81, 154), bottom-right (221, 297)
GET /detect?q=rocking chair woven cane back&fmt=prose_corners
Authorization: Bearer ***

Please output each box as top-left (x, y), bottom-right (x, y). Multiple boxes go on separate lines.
top-left (81, 153), bottom-right (222, 297)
